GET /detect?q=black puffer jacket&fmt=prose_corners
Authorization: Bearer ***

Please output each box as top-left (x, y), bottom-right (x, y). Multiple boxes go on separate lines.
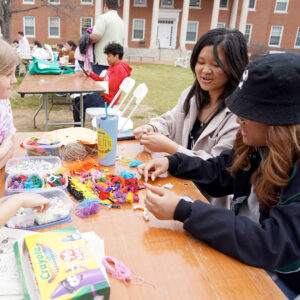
top-left (168, 149), bottom-right (300, 293)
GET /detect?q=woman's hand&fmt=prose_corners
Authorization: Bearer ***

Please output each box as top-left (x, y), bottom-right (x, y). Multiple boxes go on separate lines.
top-left (134, 124), bottom-right (154, 140)
top-left (145, 184), bottom-right (180, 220)
top-left (137, 157), bottom-right (169, 182)
top-left (139, 132), bottom-right (178, 154)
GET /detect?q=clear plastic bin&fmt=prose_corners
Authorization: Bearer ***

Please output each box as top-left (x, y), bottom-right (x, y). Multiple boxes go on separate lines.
top-left (5, 173), bottom-right (44, 195)
top-left (22, 136), bottom-right (62, 158)
top-left (5, 156), bottom-right (61, 177)
top-left (0, 188), bottom-right (73, 229)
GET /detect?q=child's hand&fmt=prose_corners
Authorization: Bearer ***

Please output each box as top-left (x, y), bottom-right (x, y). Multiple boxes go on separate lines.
top-left (13, 193), bottom-right (50, 212)
top-left (145, 184), bottom-right (180, 220)
top-left (86, 69), bottom-right (91, 76)
top-left (137, 157), bottom-right (169, 182)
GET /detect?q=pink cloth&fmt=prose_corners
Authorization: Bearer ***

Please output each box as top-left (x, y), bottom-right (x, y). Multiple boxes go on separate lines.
top-left (75, 46), bottom-right (93, 71)
top-left (0, 100), bottom-right (16, 144)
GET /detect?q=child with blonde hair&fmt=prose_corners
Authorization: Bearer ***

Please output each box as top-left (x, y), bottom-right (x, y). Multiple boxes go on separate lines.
top-left (0, 39), bottom-right (49, 225)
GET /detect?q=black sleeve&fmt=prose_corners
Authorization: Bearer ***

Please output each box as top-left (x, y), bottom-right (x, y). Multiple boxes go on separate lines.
top-left (167, 150), bottom-right (234, 197)
top-left (173, 198), bottom-right (300, 274)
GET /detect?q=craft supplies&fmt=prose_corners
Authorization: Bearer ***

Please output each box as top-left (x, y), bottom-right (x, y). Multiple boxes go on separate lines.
top-left (61, 142), bottom-right (97, 161)
top-left (68, 169), bottom-right (144, 208)
top-left (128, 160), bottom-right (142, 167)
top-left (0, 188), bottom-right (73, 230)
top-left (133, 205), bottom-right (150, 222)
top-left (44, 172), bottom-right (67, 190)
top-left (5, 156), bottom-right (61, 176)
top-left (102, 256), bottom-right (155, 288)
top-left (22, 136), bottom-right (62, 158)
top-left (74, 201), bottom-right (101, 218)
top-left (162, 183), bottom-right (174, 189)
top-left (6, 174), bottom-right (44, 193)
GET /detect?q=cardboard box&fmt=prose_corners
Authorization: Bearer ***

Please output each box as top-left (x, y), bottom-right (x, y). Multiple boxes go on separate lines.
top-left (14, 227), bottom-right (110, 300)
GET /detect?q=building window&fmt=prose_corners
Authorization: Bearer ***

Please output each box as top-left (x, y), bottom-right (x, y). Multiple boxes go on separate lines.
top-left (274, 0), bottom-right (289, 13)
top-left (190, 0), bottom-right (201, 8)
top-left (134, 0), bottom-right (146, 6)
top-left (23, 16), bottom-right (35, 37)
top-left (48, 17), bottom-right (60, 38)
top-left (294, 27), bottom-right (300, 48)
top-left (132, 19), bottom-right (145, 41)
top-left (244, 24), bottom-right (253, 43)
top-left (217, 22), bottom-right (226, 28)
top-left (269, 26), bottom-right (283, 46)
top-left (80, 0), bottom-right (93, 4)
top-left (186, 21), bottom-right (198, 43)
top-left (49, 0), bottom-right (60, 4)
top-left (80, 17), bottom-right (93, 35)
top-left (23, 0), bottom-right (34, 4)
top-left (248, 0), bottom-right (256, 10)
top-left (220, 0), bottom-right (228, 9)
top-left (161, 0), bottom-right (173, 7)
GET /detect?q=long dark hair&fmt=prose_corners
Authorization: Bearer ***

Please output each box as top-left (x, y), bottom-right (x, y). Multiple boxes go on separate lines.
top-left (33, 40), bottom-right (42, 48)
top-left (183, 28), bottom-right (249, 118)
top-left (66, 40), bottom-right (77, 51)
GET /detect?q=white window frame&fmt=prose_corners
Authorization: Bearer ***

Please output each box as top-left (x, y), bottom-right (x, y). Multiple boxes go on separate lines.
top-left (22, 0), bottom-right (34, 4)
top-left (294, 27), bottom-right (300, 48)
top-left (219, 0), bottom-right (228, 10)
top-left (80, 17), bottom-right (93, 35)
top-left (161, 0), bottom-right (174, 8)
top-left (269, 25), bottom-right (283, 47)
top-left (132, 19), bottom-right (145, 41)
top-left (48, 17), bottom-right (60, 38)
top-left (186, 21), bottom-right (199, 44)
top-left (23, 16), bottom-right (35, 37)
top-left (248, 0), bottom-right (256, 10)
top-left (244, 24), bottom-right (253, 44)
top-left (189, 0), bottom-right (201, 9)
top-left (48, 0), bottom-right (60, 4)
top-left (133, 0), bottom-right (146, 7)
top-left (274, 0), bottom-right (289, 13)
top-left (80, 0), bottom-right (93, 4)
top-left (217, 22), bottom-right (226, 28)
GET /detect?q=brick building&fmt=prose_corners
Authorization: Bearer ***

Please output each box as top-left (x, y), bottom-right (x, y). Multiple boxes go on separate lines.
top-left (9, 0), bottom-right (300, 60)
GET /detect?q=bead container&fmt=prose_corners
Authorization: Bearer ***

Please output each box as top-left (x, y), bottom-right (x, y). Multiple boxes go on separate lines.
top-left (0, 188), bottom-right (73, 229)
top-left (22, 136), bottom-right (62, 158)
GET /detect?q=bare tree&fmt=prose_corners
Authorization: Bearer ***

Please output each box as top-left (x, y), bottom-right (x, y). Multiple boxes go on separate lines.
top-left (0, 0), bottom-right (77, 42)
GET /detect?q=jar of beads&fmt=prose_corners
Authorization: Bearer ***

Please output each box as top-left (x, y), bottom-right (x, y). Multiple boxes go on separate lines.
top-left (22, 137), bottom-right (62, 158)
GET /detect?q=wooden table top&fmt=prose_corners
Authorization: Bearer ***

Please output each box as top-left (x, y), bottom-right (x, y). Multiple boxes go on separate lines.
top-left (18, 72), bottom-right (106, 95)
top-left (1, 132), bottom-right (286, 300)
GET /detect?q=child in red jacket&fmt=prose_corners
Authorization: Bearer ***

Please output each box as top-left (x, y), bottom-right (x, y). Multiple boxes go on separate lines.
top-left (72, 43), bottom-right (132, 124)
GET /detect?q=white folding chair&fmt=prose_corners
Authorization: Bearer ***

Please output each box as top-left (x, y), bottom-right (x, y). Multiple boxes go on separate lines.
top-left (44, 44), bottom-right (54, 61)
top-left (86, 77), bottom-right (135, 119)
top-left (92, 83), bottom-right (148, 131)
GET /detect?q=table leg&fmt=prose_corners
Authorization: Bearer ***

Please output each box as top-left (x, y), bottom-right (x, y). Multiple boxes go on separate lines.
top-left (80, 93), bottom-right (84, 127)
top-left (33, 95), bottom-right (44, 128)
top-left (44, 94), bottom-right (49, 131)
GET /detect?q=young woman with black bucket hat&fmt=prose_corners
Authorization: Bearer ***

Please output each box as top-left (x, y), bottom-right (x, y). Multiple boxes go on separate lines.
top-left (138, 53), bottom-right (300, 297)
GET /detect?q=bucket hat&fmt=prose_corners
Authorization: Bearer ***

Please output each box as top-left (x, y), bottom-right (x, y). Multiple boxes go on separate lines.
top-left (225, 53), bottom-right (300, 125)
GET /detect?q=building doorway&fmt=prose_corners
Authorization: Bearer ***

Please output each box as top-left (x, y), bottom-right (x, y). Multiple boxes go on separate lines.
top-left (157, 19), bottom-right (176, 49)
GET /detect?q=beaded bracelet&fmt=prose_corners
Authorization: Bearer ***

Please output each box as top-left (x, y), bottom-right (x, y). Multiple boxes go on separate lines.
top-left (147, 124), bottom-right (157, 133)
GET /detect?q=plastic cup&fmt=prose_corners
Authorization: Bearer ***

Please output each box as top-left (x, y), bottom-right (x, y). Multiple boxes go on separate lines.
top-left (96, 115), bottom-right (119, 166)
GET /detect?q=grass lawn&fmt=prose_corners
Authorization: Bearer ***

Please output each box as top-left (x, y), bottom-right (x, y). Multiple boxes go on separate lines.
top-left (11, 64), bottom-right (194, 130)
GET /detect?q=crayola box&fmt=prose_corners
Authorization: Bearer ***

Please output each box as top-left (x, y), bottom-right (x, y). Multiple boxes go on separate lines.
top-left (14, 227), bottom-right (110, 300)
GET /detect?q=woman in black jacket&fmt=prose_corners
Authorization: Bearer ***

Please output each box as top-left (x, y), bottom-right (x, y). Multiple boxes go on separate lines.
top-left (138, 53), bottom-right (300, 297)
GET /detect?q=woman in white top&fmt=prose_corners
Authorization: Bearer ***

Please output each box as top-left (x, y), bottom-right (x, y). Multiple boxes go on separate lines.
top-left (32, 40), bottom-right (49, 60)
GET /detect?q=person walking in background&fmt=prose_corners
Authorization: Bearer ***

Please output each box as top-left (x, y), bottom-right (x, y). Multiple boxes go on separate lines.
top-left (89, 0), bottom-right (125, 75)
top-left (17, 31), bottom-right (30, 55)
top-left (134, 28), bottom-right (249, 208)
